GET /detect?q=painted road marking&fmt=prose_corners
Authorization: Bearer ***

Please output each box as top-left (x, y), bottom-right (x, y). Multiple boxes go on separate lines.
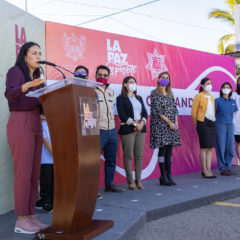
top-left (213, 202), bottom-right (240, 208)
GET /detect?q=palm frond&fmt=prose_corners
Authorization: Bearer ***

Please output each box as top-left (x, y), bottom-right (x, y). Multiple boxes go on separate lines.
top-left (225, 43), bottom-right (235, 52)
top-left (219, 33), bottom-right (235, 42)
top-left (226, 0), bottom-right (240, 13)
top-left (218, 41), bottom-right (225, 54)
top-left (208, 9), bottom-right (234, 25)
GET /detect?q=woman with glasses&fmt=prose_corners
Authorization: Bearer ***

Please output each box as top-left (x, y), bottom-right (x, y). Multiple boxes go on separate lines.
top-left (191, 78), bottom-right (216, 178)
top-left (150, 72), bottom-right (180, 186)
top-left (232, 77), bottom-right (240, 162)
top-left (215, 82), bottom-right (238, 176)
top-left (117, 76), bottom-right (148, 190)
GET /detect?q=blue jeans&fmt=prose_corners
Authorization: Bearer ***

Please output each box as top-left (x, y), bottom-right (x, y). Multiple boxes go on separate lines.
top-left (100, 128), bottom-right (118, 187)
top-left (216, 123), bottom-right (234, 172)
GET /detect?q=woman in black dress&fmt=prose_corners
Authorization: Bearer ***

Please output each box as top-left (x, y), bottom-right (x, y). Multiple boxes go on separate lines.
top-left (150, 72), bottom-right (180, 186)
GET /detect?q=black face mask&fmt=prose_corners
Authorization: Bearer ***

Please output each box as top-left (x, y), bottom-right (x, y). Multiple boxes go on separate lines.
top-left (74, 71), bottom-right (87, 79)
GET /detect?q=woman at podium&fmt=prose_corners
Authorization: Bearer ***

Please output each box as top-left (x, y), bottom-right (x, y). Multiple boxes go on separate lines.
top-left (5, 42), bottom-right (48, 234)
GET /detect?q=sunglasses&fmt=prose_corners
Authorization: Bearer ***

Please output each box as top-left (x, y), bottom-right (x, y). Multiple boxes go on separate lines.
top-left (75, 71), bottom-right (87, 76)
top-left (97, 73), bottom-right (109, 78)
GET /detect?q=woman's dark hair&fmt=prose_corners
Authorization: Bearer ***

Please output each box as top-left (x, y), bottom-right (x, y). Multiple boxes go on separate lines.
top-left (15, 42), bottom-right (41, 83)
top-left (236, 76), bottom-right (240, 95)
top-left (120, 76), bottom-right (139, 99)
top-left (96, 65), bottom-right (110, 76)
top-left (220, 82), bottom-right (232, 98)
top-left (199, 78), bottom-right (210, 93)
top-left (74, 65), bottom-right (89, 76)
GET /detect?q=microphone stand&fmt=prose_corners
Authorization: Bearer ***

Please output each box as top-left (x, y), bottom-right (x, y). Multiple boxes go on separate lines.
top-left (56, 65), bottom-right (74, 76)
top-left (39, 61), bottom-right (75, 84)
top-left (54, 66), bottom-right (66, 80)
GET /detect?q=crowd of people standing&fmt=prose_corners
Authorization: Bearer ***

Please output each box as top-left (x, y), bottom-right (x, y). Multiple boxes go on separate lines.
top-left (4, 41), bottom-right (240, 234)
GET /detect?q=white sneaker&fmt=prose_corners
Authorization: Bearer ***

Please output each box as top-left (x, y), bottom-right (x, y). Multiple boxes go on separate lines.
top-left (14, 217), bottom-right (40, 234)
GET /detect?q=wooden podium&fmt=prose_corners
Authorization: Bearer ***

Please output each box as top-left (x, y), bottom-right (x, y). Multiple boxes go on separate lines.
top-left (28, 77), bottom-right (113, 240)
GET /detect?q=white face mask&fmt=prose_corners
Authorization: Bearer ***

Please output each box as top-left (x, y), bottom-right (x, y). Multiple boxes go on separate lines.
top-left (204, 84), bottom-right (212, 92)
top-left (222, 88), bottom-right (231, 95)
top-left (128, 83), bottom-right (137, 92)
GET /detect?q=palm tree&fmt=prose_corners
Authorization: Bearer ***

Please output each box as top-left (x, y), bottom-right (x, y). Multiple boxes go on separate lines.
top-left (209, 0), bottom-right (240, 54)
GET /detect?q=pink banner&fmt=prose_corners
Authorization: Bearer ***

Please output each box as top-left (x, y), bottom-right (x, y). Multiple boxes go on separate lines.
top-left (45, 21), bottom-right (236, 186)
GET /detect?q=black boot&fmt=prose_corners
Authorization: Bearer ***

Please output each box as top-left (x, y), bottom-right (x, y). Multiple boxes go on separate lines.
top-left (165, 155), bottom-right (176, 185)
top-left (159, 163), bottom-right (172, 186)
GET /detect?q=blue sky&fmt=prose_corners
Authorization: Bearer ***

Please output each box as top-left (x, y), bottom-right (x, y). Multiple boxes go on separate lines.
top-left (6, 0), bottom-right (234, 54)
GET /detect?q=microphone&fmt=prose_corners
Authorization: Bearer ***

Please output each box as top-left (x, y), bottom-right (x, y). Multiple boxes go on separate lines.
top-left (38, 60), bottom-right (56, 67)
top-left (38, 60), bottom-right (75, 80)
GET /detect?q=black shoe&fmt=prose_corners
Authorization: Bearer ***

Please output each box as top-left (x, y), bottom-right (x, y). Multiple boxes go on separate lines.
top-left (35, 199), bottom-right (46, 209)
top-left (159, 176), bottom-right (172, 186)
top-left (43, 203), bottom-right (53, 212)
top-left (97, 194), bottom-right (103, 200)
top-left (167, 175), bottom-right (176, 185)
top-left (104, 185), bottom-right (126, 192)
top-left (159, 162), bottom-right (172, 186)
top-left (202, 172), bottom-right (217, 178)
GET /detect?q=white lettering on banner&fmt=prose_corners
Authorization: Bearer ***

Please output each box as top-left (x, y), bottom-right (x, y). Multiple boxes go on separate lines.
top-left (111, 84), bottom-right (211, 116)
top-left (110, 66), bottom-right (236, 116)
top-left (145, 48), bottom-right (168, 80)
top-left (62, 33), bottom-right (86, 62)
top-left (111, 84), bottom-right (197, 115)
top-left (106, 39), bottom-right (137, 76)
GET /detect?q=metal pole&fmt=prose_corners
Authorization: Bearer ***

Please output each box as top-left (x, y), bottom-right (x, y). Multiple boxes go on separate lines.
top-left (25, 0), bottom-right (27, 12)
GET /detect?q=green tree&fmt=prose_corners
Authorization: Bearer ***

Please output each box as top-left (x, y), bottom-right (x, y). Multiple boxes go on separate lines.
top-left (209, 0), bottom-right (240, 54)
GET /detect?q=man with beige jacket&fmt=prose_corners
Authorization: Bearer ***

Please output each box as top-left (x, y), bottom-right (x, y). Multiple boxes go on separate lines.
top-left (95, 65), bottom-right (125, 192)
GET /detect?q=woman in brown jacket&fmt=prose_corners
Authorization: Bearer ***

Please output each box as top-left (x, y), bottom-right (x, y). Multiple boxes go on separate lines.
top-left (191, 78), bottom-right (216, 178)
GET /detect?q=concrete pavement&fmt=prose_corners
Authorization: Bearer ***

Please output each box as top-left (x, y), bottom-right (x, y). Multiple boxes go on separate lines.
top-left (1, 166), bottom-right (240, 240)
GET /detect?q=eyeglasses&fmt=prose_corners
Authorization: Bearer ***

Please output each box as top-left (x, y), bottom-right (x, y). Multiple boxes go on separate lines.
top-left (75, 71), bottom-right (87, 76)
top-left (97, 73), bottom-right (109, 78)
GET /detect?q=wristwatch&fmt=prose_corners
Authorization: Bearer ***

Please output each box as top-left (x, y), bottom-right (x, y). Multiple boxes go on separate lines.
top-left (133, 123), bottom-right (137, 127)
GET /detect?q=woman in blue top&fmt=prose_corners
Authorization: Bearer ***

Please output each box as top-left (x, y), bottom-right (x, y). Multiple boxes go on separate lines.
top-left (215, 82), bottom-right (238, 176)
top-left (232, 77), bottom-right (240, 162)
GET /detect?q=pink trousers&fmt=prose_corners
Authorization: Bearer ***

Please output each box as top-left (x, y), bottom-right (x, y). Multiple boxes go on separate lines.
top-left (7, 110), bottom-right (42, 216)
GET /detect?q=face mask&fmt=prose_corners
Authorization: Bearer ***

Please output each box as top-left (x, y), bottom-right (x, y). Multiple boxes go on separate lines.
top-left (222, 88), bottom-right (231, 95)
top-left (96, 78), bottom-right (107, 85)
top-left (158, 78), bottom-right (169, 86)
top-left (204, 84), bottom-right (212, 92)
top-left (128, 83), bottom-right (137, 92)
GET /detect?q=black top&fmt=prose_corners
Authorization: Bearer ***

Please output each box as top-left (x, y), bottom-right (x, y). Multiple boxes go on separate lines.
top-left (116, 95), bottom-right (148, 135)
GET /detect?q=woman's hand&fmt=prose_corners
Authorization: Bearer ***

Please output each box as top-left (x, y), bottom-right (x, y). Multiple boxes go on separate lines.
top-left (135, 121), bottom-right (145, 132)
top-left (21, 78), bottom-right (45, 92)
top-left (169, 122), bottom-right (178, 130)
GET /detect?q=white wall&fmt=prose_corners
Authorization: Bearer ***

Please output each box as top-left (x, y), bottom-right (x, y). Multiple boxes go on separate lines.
top-left (0, 0), bottom-right (45, 214)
